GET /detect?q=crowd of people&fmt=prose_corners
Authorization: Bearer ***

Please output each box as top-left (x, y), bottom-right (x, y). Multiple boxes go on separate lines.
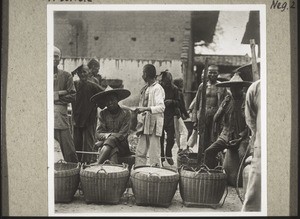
top-left (53, 45), bottom-right (261, 211)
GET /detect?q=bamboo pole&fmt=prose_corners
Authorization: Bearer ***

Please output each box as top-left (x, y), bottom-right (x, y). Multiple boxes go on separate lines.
top-left (250, 39), bottom-right (260, 81)
top-left (197, 58), bottom-right (209, 165)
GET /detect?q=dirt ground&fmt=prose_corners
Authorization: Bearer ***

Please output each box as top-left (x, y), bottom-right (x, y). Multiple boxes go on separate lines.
top-left (53, 133), bottom-right (243, 215)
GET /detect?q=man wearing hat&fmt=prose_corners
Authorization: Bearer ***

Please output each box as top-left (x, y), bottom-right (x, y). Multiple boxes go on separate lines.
top-left (203, 73), bottom-right (251, 181)
top-left (72, 64), bottom-right (103, 164)
top-left (53, 46), bottom-right (78, 163)
top-left (91, 86), bottom-right (132, 164)
top-left (134, 64), bottom-right (165, 167)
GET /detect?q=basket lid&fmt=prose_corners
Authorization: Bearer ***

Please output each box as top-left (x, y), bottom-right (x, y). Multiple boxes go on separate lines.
top-left (136, 167), bottom-right (177, 176)
top-left (84, 165), bottom-right (126, 173)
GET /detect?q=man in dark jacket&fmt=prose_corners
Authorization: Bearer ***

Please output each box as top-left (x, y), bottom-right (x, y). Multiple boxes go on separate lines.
top-left (159, 70), bottom-right (180, 165)
top-left (72, 64), bottom-right (103, 163)
top-left (204, 73), bottom-right (251, 181)
top-left (91, 87), bottom-right (132, 164)
top-left (173, 78), bottom-right (189, 153)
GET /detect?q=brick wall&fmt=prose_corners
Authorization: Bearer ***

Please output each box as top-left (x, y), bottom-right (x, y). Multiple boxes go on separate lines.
top-left (54, 11), bottom-right (191, 60)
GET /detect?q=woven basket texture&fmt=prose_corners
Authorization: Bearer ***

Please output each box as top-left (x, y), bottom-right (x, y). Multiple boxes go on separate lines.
top-left (54, 162), bottom-right (80, 203)
top-left (177, 152), bottom-right (199, 169)
top-left (179, 168), bottom-right (227, 207)
top-left (130, 166), bottom-right (179, 207)
top-left (80, 164), bottom-right (129, 204)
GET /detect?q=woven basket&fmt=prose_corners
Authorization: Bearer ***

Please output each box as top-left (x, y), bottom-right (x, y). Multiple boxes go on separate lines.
top-left (54, 161), bottom-right (80, 203)
top-left (179, 165), bottom-right (227, 208)
top-left (80, 161), bottom-right (129, 204)
top-left (177, 151), bottom-right (199, 169)
top-left (130, 165), bottom-right (179, 207)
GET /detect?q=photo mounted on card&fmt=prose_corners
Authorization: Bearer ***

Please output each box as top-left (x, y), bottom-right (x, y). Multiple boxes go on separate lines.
top-left (47, 4), bottom-right (266, 216)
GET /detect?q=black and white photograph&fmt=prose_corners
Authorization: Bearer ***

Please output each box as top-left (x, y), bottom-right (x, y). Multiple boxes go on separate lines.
top-left (48, 4), bottom-right (267, 216)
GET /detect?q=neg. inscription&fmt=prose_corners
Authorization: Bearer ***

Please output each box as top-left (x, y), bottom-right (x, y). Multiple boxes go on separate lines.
top-left (270, 0), bottom-right (296, 12)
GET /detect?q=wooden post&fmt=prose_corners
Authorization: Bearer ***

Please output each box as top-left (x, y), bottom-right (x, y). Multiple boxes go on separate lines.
top-left (250, 39), bottom-right (260, 81)
top-left (197, 58), bottom-right (209, 165)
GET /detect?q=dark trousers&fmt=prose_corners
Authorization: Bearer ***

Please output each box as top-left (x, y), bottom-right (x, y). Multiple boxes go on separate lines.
top-left (160, 117), bottom-right (175, 159)
top-left (204, 139), bottom-right (226, 169)
top-left (203, 114), bottom-right (214, 150)
top-left (54, 128), bottom-right (78, 163)
top-left (73, 123), bottom-right (96, 164)
top-left (204, 138), bottom-right (249, 169)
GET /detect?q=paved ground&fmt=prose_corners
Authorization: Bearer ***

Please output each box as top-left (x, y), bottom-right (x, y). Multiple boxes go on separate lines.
top-left (53, 134), bottom-right (243, 215)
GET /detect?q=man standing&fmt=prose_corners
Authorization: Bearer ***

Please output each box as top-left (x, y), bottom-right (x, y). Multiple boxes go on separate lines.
top-left (242, 79), bottom-right (261, 211)
top-left (194, 65), bottom-right (227, 151)
top-left (53, 46), bottom-right (78, 163)
top-left (72, 64), bottom-right (103, 164)
top-left (159, 70), bottom-right (180, 165)
top-left (173, 78), bottom-right (189, 153)
top-left (134, 64), bottom-right (165, 167)
top-left (203, 73), bottom-right (251, 182)
top-left (91, 86), bottom-right (132, 164)
top-left (87, 58), bottom-right (106, 88)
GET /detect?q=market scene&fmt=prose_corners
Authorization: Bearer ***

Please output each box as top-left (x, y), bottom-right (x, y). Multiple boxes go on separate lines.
top-left (53, 9), bottom-right (262, 215)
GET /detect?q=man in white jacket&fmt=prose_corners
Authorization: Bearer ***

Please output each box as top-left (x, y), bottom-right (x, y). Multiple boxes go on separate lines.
top-left (242, 79), bottom-right (261, 211)
top-left (134, 64), bottom-right (165, 166)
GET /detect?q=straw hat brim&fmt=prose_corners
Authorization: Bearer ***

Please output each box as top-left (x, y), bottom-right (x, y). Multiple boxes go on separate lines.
top-left (234, 59), bottom-right (261, 73)
top-left (90, 88), bottom-right (131, 109)
top-left (216, 81), bottom-right (252, 87)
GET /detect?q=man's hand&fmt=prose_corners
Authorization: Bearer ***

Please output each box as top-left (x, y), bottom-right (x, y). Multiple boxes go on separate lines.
top-left (134, 107), bottom-right (149, 114)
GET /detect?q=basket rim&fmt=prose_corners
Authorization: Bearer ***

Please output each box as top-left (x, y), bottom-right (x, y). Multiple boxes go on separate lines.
top-left (132, 165), bottom-right (178, 174)
top-left (54, 162), bottom-right (80, 172)
top-left (82, 162), bottom-right (128, 169)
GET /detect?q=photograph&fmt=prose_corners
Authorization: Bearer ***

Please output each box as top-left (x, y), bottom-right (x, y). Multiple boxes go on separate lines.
top-left (48, 4), bottom-right (266, 216)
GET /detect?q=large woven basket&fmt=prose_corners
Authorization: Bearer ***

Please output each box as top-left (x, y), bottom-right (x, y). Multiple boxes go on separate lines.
top-left (80, 161), bottom-right (129, 204)
top-left (130, 165), bottom-right (179, 207)
top-left (54, 161), bottom-right (80, 203)
top-left (179, 165), bottom-right (227, 208)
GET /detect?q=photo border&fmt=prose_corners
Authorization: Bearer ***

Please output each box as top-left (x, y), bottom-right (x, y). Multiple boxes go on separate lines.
top-left (47, 4), bottom-right (267, 216)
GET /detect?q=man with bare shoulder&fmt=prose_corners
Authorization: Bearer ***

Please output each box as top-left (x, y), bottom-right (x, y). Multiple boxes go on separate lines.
top-left (193, 65), bottom-right (227, 150)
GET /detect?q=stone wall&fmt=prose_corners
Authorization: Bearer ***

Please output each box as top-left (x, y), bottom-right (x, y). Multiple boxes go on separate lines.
top-left (54, 11), bottom-right (191, 61)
